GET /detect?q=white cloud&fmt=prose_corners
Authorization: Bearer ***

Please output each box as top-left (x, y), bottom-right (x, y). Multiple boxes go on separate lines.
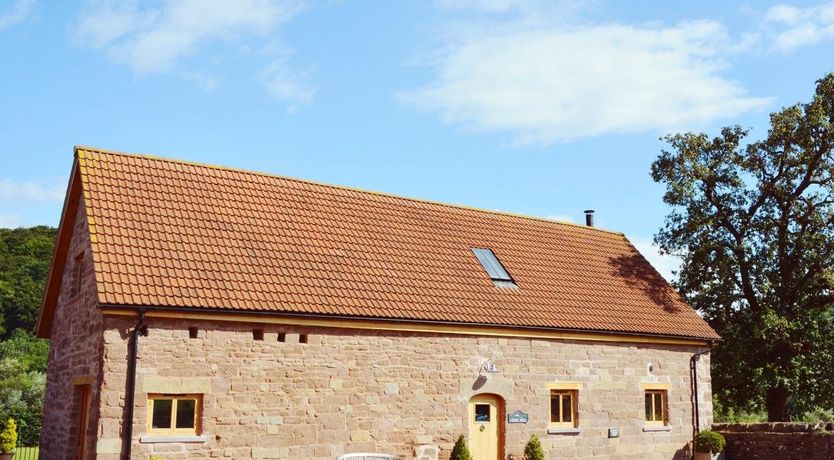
top-left (0, 179), bottom-right (64, 203)
top-left (259, 58), bottom-right (317, 112)
top-left (764, 2), bottom-right (834, 52)
top-left (0, 0), bottom-right (35, 30)
top-left (545, 214), bottom-right (575, 223)
top-left (434, 0), bottom-right (590, 18)
top-left (74, 0), bottom-right (314, 108)
top-left (402, 16), bottom-right (771, 144)
top-left (0, 213), bottom-right (23, 229)
top-left (630, 237), bottom-right (681, 283)
top-left (765, 5), bottom-right (803, 24)
top-left (435, 0), bottom-right (540, 14)
top-left (75, 0), bottom-right (303, 73)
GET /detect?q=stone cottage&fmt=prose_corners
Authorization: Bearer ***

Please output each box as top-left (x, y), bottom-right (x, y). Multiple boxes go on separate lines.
top-left (37, 147), bottom-right (719, 460)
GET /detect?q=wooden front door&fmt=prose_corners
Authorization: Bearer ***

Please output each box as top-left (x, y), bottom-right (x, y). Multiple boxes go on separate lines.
top-left (75, 384), bottom-right (91, 460)
top-left (468, 394), bottom-right (502, 460)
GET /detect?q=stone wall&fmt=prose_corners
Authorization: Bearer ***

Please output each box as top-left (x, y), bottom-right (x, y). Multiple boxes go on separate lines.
top-left (40, 199), bottom-right (104, 459)
top-left (95, 316), bottom-right (712, 459)
top-left (714, 423), bottom-right (834, 460)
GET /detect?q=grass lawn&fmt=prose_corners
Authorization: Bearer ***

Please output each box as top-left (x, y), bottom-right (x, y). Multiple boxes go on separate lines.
top-left (14, 446), bottom-right (39, 459)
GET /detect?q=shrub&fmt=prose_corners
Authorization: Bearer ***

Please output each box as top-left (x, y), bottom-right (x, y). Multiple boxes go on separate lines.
top-left (712, 397), bottom-right (766, 423)
top-left (523, 434), bottom-right (545, 460)
top-left (449, 435), bottom-right (473, 460)
top-left (694, 430), bottom-right (726, 453)
top-left (797, 407), bottom-right (834, 422)
top-left (0, 418), bottom-right (17, 454)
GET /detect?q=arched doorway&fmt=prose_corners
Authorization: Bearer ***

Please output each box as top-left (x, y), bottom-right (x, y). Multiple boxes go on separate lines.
top-left (468, 394), bottom-right (505, 460)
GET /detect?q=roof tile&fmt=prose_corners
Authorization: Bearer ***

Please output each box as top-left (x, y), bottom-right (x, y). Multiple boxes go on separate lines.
top-left (76, 147), bottom-right (718, 340)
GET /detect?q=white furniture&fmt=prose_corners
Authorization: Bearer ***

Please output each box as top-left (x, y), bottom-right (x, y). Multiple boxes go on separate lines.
top-left (337, 454), bottom-right (396, 460)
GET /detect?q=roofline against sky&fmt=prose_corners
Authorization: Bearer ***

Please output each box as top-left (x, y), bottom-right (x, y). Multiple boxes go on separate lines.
top-left (75, 145), bottom-right (626, 237)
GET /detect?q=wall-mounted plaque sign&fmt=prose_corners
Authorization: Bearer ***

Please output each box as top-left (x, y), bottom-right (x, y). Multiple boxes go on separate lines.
top-left (507, 411), bottom-right (529, 424)
top-left (608, 427), bottom-right (620, 438)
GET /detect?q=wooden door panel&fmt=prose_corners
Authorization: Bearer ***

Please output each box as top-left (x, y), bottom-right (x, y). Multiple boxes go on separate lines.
top-left (468, 394), bottom-right (499, 460)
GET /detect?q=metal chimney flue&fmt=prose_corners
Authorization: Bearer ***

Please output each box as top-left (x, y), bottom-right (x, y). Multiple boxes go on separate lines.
top-left (584, 210), bottom-right (595, 227)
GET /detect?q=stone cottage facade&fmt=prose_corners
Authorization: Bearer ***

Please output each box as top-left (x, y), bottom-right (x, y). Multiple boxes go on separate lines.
top-left (37, 147), bottom-right (719, 460)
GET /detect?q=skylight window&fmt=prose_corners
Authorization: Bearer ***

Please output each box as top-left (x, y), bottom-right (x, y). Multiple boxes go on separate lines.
top-left (472, 248), bottom-right (516, 287)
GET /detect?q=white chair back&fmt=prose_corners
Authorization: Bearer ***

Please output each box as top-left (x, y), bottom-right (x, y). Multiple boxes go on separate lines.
top-left (337, 454), bottom-right (396, 460)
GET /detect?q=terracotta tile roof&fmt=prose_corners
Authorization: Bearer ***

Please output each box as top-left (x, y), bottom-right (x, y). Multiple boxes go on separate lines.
top-left (74, 147), bottom-right (718, 340)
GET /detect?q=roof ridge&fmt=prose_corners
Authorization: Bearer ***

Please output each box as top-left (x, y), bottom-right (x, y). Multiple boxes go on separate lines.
top-left (74, 145), bottom-right (626, 237)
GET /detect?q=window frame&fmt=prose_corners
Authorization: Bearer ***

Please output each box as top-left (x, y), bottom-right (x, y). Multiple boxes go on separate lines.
top-left (547, 382), bottom-right (580, 429)
top-left (643, 389), bottom-right (668, 427)
top-left (471, 247), bottom-right (516, 286)
top-left (146, 394), bottom-right (202, 436)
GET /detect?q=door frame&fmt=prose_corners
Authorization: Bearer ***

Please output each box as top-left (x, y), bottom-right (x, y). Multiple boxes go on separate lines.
top-left (74, 382), bottom-right (92, 460)
top-left (467, 393), bottom-right (505, 460)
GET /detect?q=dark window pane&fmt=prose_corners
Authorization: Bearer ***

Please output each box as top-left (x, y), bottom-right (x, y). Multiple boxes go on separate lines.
top-left (654, 393), bottom-right (664, 422)
top-left (562, 394), bottom-right (572, 422)
top-left (475, 404), bottom-right (490, 422)
top-left (550, 394), bottom-right (559, 422)
top-left (152, 399), bottom-right (173, 429)
top-left (645, 393), bottom-right (653, 421)
top-left (176, 399), bottom-right (196, 429)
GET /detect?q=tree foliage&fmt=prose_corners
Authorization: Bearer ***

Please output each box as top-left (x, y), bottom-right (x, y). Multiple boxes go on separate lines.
top-left (0, 330), bottom-right (47, 446)
top-left (652, 74), bottom-right (834, 421)
top-left (522, 434), bottom-right (545, 460)
top-left (0, 226), bottom-right (55, 446)
top-left (0, 226), bottom-right (56, 336)
top-left (450, 435), bottom-right (473, 460)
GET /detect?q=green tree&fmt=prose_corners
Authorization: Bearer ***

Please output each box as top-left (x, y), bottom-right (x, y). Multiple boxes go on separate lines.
top-left (449, 435), bottom-right (473, 460)
top-left (0, 226), bottom-right (55, 445)
top-left (0, 226), bottom-right (56, 336)
top-left (523, 434), bottom-right (545, 460)
top-left (0, 331), bottom-right (47, 446)
top-left (651, 74), bottom-right (834, 421)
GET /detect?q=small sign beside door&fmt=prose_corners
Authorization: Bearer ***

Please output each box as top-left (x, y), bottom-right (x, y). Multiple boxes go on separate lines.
top-left (507, 410), bottom-right (528, 423)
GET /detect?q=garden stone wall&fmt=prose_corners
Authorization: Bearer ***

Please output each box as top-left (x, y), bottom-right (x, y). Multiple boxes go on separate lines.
top-left (714, 423), bottom-right (834, 460)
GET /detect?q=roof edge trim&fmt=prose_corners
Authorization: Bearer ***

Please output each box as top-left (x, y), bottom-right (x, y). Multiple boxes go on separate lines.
top-left (99, 304), bottom-right (720, 344)
top-left (36, 154), bottom-right (83, 338)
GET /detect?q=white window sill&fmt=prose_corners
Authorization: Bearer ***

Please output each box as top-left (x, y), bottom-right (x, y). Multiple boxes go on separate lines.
top-left (642, 426), bottom-right (672, 432)
top-left (139, 435), bottom-right (207, 444)
top-left (547, 427), bottom-right (581, 434)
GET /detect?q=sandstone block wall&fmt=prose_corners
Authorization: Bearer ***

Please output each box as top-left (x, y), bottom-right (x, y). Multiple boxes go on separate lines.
top-left (94, 317), bottom-right (711, 459)
top-left (714, 423), bottom-right (834, 460)
top-left (40, 200), bottom-right (104, 459)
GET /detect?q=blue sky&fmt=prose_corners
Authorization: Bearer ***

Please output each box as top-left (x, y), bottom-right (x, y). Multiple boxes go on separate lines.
top-left (1, 0), bottom-right (833, 280)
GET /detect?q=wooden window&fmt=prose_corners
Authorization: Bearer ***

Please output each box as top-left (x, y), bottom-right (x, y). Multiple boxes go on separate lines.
top-left (188, 327), bottom-right (199, 339)
top-left (644, 390), bottom-right (667, 426)
top-left (299, 334), bottom-right (308, 344)
top-left (71, 252), bottom-right (84, 297)
top-left (253, 329), bottom-right (264, 341)
top-left (549, 389), bottom-right (578, 428)
top-left (147, 394), bottom-right (202, 436)
top-left (277, 332), bottom-right (286, 342)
